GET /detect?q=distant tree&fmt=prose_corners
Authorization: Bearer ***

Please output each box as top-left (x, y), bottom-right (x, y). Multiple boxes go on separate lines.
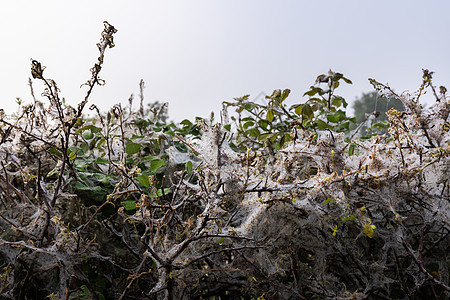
top-left (353, 91), bottom-right (405, 123)
top-left (352, 91), bottom-right (405, 136)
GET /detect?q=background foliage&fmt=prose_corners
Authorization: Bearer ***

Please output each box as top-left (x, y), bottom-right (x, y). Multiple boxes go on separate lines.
top-left (352, 91), bottom-right (405, 137)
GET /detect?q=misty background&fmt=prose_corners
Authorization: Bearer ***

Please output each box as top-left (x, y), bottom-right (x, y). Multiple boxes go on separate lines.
top-left (1, 1), bottom-right (449, 121)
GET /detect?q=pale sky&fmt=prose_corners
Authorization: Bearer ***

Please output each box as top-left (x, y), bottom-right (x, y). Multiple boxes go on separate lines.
top-left (1, 1), bottom-right (449, 121)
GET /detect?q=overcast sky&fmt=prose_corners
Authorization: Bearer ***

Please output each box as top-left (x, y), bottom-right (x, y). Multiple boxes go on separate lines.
top-left (1, 1), bottom-right (449, 121)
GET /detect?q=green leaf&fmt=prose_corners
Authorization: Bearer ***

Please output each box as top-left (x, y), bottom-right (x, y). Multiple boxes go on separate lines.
top-left (302, 104), bottom-right (314, 119)
top-left (326, 114), bottom-right (339, 124)
top-left (73, 159), bottom-right (88, 171)
top-left (316, 74), bottom-right (328, 83)
top-left (96, 173), bottom-right (113, 184)
top-left (82, 130), bottom-right (94, 140)
top-left (369, 121), bottom-right (390, 131)
top-left (68, 146), bottom-right (84, 156)
top-left (136, 174), bottom-right (150, 188)
top-left (186, 161), bottom-right (193, 174)
top-left (80, 142), bottom-right (89, 154)
top-left (315, 119), bottom-right (332, 130)
top-left (280, 89), bottom-right (291, 102)
top-left (131, 134), bottom-right (145, 140)
top-left (336, 121), bottom-right (350, 132)
top-left (95, 157), bottom-right (110, 164)
top-left (342, 98), bottom-right (348, 108)
top-left (90, 126), bottom-right (102, 133)
top-left (96, 138), bottom-right (106, 148)
top-left (257, 132), bottom-right (276, 142)
top-left (267, 89), bottom-right (281, 100)
top-left (326, 110), bottom-right (346, 123)
top-left (76, 125), bottom-right (102, 134)
top-left (142, 155), bottom-right (159, 162)
top-left (151, 188), bottom-right (171, 198)
top-left (304, 87), bottom-right (322, 97)
top-left (294, 104), bottom-right (302, 117)
top-left (161, 188), bottom-right (171, 196)
top-left (151, 260), bottom-right (157, 269)
top-left (180, 119), bottom-right (193, 126)
top-left (133, 118), bottom-right (149, 128)
top-left (266, 109), bottom-right (274, 123)
top-left (258, 119), bottom-right (269, 131)
top-left (46, 167), bottom-right (60, 178)
top-left (241, 117), bottom-right (254, 122)
top-left (68, 151), bottom-right (77, 161)
top-left (150, 159), bottom-right (165, 173)
top-left (123, 200), bottom-right (136, 211)
top-left (245, 128), bottom-right (260, 137)
top-left (279, 133), bottom-right (292, 148)
top-left (332, 80), bottom-right (340, 89)
top-left (224, 124), bottom-right (231, 131)
top-left (75, 181), bottom-right (104, 193)
top-left (342, 77), bottom-right (352, 84)
top-left (340, 215), bottom-right (356, 223)
top-left (218, 237), bottom-right (224, 244)
top-left (363, 223), bottom-right (376, 238)
top-left (324, 198), bottom-right (335, 204)
top-left (331, 96), bottom-right (348, 108)
top-left (348, 143), bottom-right (356, 156)
top-left (92, 173), bottom-right (108, 184)
top-left (125, 143), bottom-right (141, 155)
top-left (243, 121), bottom-right (255, 129)
top-left (48, 147), bottom-right (62, 156)
top-left (244, 103), bottom-right (256, 111)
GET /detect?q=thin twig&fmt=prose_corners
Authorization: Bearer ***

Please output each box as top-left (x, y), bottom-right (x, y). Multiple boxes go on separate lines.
top-left (402, 240), bottom-right (450, 291)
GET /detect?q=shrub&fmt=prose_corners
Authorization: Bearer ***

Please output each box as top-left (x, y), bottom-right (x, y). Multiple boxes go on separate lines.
top-left (0, 22), bottom-right (448, 300)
